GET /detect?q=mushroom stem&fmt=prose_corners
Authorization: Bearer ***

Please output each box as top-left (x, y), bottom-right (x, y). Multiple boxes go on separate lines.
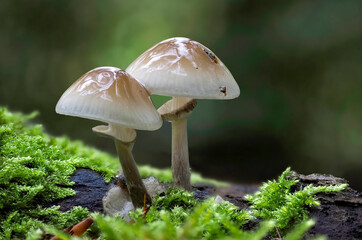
top-left (157, 97), bottom-right (195, 191)
top-left (114, 140), bottom-right (152, 208)
top-left (171, 117), bottom-right (192, 191)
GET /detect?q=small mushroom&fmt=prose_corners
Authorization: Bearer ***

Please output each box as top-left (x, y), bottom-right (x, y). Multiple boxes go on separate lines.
top-left (126, 37), bottom-right (239, 191)
top-left (56, 66), bottom-right (162, 207)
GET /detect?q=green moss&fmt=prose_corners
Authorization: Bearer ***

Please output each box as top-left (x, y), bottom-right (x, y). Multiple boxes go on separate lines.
top-left (89, 185), bottom-right (331, 240)
top-left (78, 170), bottom-right (340, 240)
top-left (0, 107), bottom-right (346, 239)
top-left (0, 107), bottom-right (225, 239)
top-left (3, 206), bottom-right (89, 240)
top-left (91, 197), bottom-right (255, 240)
top-left (30, 174), bottom-right (342, 240)
top-left (40, 189), bottom-right (326, 240)
top-left (245, 167), bottom-right (347, 234)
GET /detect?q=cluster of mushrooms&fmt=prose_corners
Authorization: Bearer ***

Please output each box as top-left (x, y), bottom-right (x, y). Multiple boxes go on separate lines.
top-left (56, 37), bottom-right (240, 208)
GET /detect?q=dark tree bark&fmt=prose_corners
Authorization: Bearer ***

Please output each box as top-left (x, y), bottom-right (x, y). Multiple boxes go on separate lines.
top-left (288, 172), bottom-right (362, 240)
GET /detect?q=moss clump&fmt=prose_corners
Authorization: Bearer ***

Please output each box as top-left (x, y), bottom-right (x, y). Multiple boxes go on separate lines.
top-left (92, 196), bottom-right (256, 240)
top-left (0, 108), bottom-right (94, 239)
top-left (136, 188), bottom-right (250, 233)
top-left (3, 206), bottom-right (89, 240)
top-left (245, 167), bottom-right (347, 235)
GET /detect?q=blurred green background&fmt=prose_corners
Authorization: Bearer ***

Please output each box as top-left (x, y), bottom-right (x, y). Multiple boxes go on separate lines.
top-left (1, 0), bottom-right (361, 190)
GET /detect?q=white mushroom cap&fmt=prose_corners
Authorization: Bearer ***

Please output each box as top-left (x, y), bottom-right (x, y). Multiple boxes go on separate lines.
top-left (126, 37), bottom-right (240, 99)
top-left (56, 67), bottom-right (162, 131)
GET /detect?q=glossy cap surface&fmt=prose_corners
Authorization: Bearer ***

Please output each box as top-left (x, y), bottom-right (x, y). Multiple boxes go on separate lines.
top-left (126, 37), bottom-right (240, 99)
top-left (56, 67), bottom-right (162, 131)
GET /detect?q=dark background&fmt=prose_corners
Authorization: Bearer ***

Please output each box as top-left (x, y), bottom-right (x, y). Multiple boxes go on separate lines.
top-left (1, 0), bottom-right (361, 190)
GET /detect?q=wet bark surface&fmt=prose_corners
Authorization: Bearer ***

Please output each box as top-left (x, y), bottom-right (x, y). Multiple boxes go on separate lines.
top-left (54, 168), bottom-right (362, 239)
top-left (53, 168), bottom-right (109, 212)
top-left (288, 172), bottom-right (362, 240)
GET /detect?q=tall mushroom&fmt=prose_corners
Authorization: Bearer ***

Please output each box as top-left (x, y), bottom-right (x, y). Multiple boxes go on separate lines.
top-left (126, 37), bottom-right (240, 191)
top-left (56, 66), bottom-right (162, 207)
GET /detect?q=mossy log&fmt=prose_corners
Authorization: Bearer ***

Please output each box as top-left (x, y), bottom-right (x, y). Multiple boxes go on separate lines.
top-left (217, 172), bottom-right (362, 240)
top-left (55, 169), bottom-right (361, 240)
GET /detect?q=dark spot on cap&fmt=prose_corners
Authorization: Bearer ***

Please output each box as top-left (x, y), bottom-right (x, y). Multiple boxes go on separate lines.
top-left (203, 48), bottom-right (218, 64)
top-left (219, 86), bottom-right (226, 96)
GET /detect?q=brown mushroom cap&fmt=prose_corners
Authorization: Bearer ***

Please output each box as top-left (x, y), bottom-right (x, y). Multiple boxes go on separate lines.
top-left (126, 37), bottom-right (240, 99)
top-left (56, 67), bottom-right (162, 131)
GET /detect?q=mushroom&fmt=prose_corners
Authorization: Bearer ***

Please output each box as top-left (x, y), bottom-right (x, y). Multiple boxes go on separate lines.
top-left (56, 66), bottom-right (162, 207)
top-left (126, 37), bottom-right (240, 191)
